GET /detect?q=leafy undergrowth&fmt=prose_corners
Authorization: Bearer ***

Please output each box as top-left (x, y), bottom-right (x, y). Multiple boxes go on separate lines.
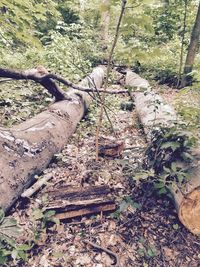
top-left (0, 81), bottom-right (52, 127)
top-left (3, 85), bottom-right (199, 267)
top-left (154, 83), bottom-right (200, 138)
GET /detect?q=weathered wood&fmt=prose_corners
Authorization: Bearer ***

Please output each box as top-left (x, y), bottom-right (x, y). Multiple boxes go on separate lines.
top-left (0, 66), bottom-right (105, 212)
top-left (125, 70), bottom-right (200, 235)
top-left (21, 172), bottom-right (54, 198)
top-left (125, 70), bottom-right (177, 139)
top-left (44, 185), bottom-right (116, 219)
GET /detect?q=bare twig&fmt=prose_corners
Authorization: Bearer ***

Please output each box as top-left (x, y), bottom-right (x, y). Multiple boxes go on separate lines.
top-left (83, 239), bottom-right (120, 267)
top-left (0, 78), bottom-right (13, 83)
top-left (87, 76), bottom-right (116, 135)
top-left (96, 0), bottom-right (127, 161)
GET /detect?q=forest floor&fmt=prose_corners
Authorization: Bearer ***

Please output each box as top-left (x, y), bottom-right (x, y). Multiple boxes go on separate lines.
top-left (8, 84), bottom-right (200, 267)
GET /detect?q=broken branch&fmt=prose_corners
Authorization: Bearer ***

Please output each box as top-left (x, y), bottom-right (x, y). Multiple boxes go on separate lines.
top-left (21, 173), bottom-right (54, 198)
top-left (0, 67), bottom-right (129, 101)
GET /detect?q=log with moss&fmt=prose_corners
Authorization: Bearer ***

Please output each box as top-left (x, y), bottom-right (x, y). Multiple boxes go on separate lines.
top-left (125, 69), bottom-right (200, 235)
top-left (0, 66), bottom-right (105, 211)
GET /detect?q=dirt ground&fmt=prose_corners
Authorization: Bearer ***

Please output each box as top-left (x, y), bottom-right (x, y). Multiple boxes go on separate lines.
top-left (9, 85), bottom-right (200, 267)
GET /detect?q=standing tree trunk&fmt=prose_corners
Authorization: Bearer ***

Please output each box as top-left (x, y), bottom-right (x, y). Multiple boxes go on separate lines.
top-left (100, 0), bottom-right (110, 52)
top-left (180, 2), bottom-right (200, 88)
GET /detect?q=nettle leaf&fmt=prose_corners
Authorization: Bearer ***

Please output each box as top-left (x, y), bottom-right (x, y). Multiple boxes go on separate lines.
top-left (181, 152), bottom-right (194, 161)
top-left (31, 209), bottom-right (44, 221)
top-left (171, 162), bottom-right (177, 172)
top-left (158, 187), bottom-right (167, 195)
top-left (44, 210), bottom-right (56, 218)
top-left (0, 218), bottom-right (22, 238)
top-left (154, 182), bottom-right (165, 189)
top-left (119, 201), bottom-right (129, 212)
top-left (160, 141), bottom-right (180, 151)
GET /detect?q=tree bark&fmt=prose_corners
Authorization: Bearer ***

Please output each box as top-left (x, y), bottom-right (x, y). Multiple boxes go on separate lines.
top-left (125, 69), bottom-right (200, 235)
top-left (0, 66), bottom-right (105, 212)
top-left (100, 0), bottom-right (110, 52)
top-left (180, 2), bottom-right (200, 88)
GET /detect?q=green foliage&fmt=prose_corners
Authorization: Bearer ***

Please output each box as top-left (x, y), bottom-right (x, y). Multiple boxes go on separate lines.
top-left (112, 196), bottom-right (140, 219)
top-left (30, 208), bottom-right (59, 246)
top-left (0, 81), bottom-right (51, 127)
top-left (0, 0), bottom-right (59, 47)
top-left (0, 209), bottom-right (31, 264)
top-left (175, 86), bottom-right (200, 132)
top-left (43, 22), bottom-right (102, 79)
top-left (143, 126), bottom-right (196, 193)
top-left (138, 238), bottom-right (158, 259)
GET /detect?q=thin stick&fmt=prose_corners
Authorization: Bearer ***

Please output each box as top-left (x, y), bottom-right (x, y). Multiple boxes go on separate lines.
top-left (83, 239), bottom-right (120, 267)
top-left (88, 76), bottom-right (116, 135)
top-left (95, 0), bottom-right (127, 161)
top-left (21, 173), bottom-right (53, 198)
top-left (0, 78), bottom-right (13, 83)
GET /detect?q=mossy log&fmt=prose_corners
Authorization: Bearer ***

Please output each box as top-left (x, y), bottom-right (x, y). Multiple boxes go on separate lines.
top-left (0, 66), bottom-right (105, 211)
top-left (125, 69), bottom-right (200, 235)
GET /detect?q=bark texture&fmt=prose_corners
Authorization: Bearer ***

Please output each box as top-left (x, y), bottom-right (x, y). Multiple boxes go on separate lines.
top-left (0, 66), bottom-right (105, 211)
top-left (125, 70), bottom-right (200, 235)
top-left (100, 0), bottom-right (110, 51)
top-left (125, 70), bottom-right (177, 139)
top-left (181, 2), bottom-right (200, 87)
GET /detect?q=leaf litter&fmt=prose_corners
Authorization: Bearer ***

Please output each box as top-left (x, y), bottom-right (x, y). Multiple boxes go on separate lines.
top-left (8, 85), bottom-right (200, 267)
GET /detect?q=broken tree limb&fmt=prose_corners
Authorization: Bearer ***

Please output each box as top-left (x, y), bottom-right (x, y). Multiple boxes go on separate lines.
top-left (43, 185), bottom-right (116, 220)
top-left (125, 70), bottom-right (200, 235)
top-left (0, 66), bottom-right (67, 101)
top-left (21, 172), bottom-right (54, 198)
top-left (0, 66), bottom-right (105, 212)
top-left (0, 67), bottom-right (129, 98)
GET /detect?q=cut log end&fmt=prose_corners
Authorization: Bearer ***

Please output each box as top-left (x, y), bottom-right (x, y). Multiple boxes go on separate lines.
top-left (178, 186), bottom-right (200, 235)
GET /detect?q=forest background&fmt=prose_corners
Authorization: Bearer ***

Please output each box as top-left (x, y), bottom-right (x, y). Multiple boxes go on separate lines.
top-left (0, 0), bottom-right (200, 129)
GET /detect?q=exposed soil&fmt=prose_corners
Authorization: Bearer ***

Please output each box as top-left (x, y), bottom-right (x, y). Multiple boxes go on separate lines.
top-left (8, 85), bottom-right (200, 267)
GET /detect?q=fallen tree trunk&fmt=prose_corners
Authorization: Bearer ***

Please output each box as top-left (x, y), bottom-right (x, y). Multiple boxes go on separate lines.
top-left (0, 66), bottom-right (105, 212)
top-left (125, 70), bottom-right (200, 235)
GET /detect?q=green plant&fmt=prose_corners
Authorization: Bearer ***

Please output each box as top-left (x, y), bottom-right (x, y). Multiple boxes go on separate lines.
top-left (137, 126), bottom-right (197, 194)
top-left (138, 238), bottom-right (158, 259)
top-left (0, 209), bottom-right (31, 265)
top-left (111, 196), bottom-right (140, 219)
top-left (31, 209), bottom-right (59, 242)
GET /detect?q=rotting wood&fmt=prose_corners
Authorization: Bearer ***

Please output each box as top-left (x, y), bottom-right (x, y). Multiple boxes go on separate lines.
top-left (43, 185), bottom-right (116, 220)
top-left (98, 141), bottom-right (124, 157)
top-left (0, 66), bottom-right (105, 212)
top-left (125, 69), bottom-right (200, 235)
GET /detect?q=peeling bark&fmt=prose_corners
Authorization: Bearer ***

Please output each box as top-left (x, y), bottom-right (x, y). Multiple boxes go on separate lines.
top-left (0, 66), bottom-right (105, 211)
